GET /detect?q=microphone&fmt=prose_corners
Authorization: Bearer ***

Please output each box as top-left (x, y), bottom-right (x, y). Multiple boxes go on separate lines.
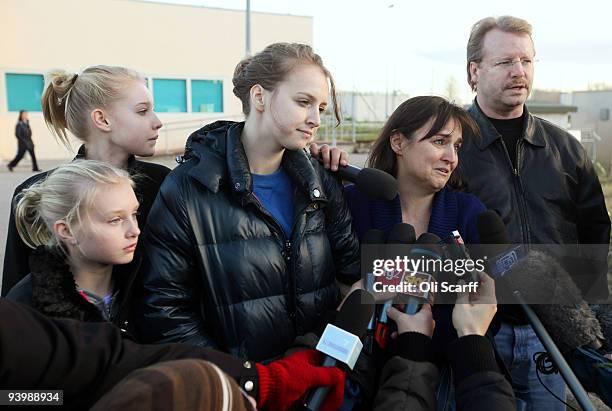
top-left (387, 223), bottom-right (417, 245)
top-left (402, 233), bottom-right (443, 314)
top-left (375, 224), bottom-right (415, 349)
top-left (303, 289), bottom-right (375, 411)
top-left (499, 251), bottom-right (604, 353)
top-left (361, 229), bottom-right (387, 354)
top-left (330, 162), bottom-right (398, 201)
top-left (477, 211), bottom-right (603, 350)
top-left (362, 229), bottom-right (387, 294)
top-left (475, 210), bottom-right (527, 279)
top-left (476, 210), bottom-right (600, 410)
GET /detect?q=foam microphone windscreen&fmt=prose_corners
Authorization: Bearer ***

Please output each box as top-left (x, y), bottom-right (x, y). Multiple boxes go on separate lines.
top-left (387, 223), bottom-right (416, 245)
top-left (335, 289), bottom-right (376, 339)
top-left (411, 233), bottom-right (444, 284)
top-left (501, 251), bottom-right (604, 353)
top-left (362, 229), bottom-right (386, 245)
top-left (415, 232), bottom-right (442, 245)
top-left (361, 229), bottom-right (386, 294)
top-left (355, 168), bottom-right (398, 201)
top-left (591, 304), bottom-right (612, 351)
top-left (477, 209), bottom-right (604, 353)
top-left (476, 210), bottom-right (509, 255)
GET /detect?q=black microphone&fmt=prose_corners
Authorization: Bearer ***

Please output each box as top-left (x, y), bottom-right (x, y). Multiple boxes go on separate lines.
top-left (362, 229), bottom-right (387, 354)
top-left (362, 229), bottom-right (387, 294)
top-left (303, 289), bottom-right (375, 411)
top-left (374, 224), bottom-right (416, 348)
top-left (475, 210), bottom-right (527, 279)
top-left (403, 233), bottom-right (443, 314)
top-left (329, 162), bottom-right (398, 201)
top-left (387, 223), bottom-right (417, 245)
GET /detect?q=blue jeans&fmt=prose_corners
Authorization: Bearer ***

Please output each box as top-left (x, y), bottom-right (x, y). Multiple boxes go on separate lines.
top-left (494, 322), bottom-right (566, 411)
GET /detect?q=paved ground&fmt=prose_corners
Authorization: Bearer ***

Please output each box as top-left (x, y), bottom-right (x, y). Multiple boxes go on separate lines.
top-left (0, 152), bottom-right (369, 287)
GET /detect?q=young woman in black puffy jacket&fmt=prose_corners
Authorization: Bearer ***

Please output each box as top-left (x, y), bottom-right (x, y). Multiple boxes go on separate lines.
top-left (134, 43), bottom-right (361, 361)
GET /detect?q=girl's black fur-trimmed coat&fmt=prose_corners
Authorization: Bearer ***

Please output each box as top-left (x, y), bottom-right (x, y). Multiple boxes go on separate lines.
top-left (6, 246), bottom-right (137, 334)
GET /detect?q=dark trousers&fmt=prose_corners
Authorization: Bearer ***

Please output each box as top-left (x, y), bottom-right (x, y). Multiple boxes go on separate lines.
top-left (8, 140), bottom-right (39, 171)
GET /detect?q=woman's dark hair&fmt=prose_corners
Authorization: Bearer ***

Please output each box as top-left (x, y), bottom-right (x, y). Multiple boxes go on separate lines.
top-left (367, 96), bottom-right (480, 190)
top-left (17, 110), bottom-right (27, 122)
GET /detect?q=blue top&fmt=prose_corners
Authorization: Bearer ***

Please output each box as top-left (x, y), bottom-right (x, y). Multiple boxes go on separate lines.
top-left (252, 168), bottom-right (295, 238)
top-left (344, 184), bottom-right (487, 356)
top-left (344, 185), bottom-right (485, 244)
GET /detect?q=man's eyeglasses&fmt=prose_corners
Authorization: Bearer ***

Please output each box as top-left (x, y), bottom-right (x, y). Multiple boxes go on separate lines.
top-left (489, 58), bottom-right (537, 70)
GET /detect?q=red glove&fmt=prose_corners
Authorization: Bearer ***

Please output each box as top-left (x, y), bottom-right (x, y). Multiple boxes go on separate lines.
top-left (256, 349), bottom-right (346, 411)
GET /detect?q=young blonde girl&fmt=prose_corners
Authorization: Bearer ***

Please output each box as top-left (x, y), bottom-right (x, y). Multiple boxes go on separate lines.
top-left (3, 66), bottom-right (168, 295)
top-left (6, 160), bottom-right (140, 330)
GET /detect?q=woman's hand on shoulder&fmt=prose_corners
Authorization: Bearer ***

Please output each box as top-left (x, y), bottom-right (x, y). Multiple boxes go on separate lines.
top-left (309, 143), bottom-right (349, 171)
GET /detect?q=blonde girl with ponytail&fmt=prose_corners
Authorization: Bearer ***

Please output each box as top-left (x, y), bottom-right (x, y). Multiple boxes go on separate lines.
top-left (3, 66), bottom-right (169, 295)
top-left (6, 160), bottom-right (140, 330)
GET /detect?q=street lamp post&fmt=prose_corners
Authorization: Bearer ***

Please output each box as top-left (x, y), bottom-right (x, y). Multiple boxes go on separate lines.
top-left (245, 0), bottom-right (251, 56)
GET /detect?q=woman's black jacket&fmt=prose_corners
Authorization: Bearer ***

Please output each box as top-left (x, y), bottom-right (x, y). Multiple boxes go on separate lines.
top-left (133, 121), bottom-right (360, 361)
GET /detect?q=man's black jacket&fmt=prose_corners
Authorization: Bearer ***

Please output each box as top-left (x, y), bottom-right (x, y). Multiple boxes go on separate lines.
top-left (460, 102), bottom-right (610, 301)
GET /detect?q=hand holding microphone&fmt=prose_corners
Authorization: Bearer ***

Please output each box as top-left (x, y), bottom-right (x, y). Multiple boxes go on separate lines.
top-left (386, 303), bottom-right (435, 338)
top-left (255, 349), bottom-right (345, 411)
top-left (303, 289), bottom-right (375, 411)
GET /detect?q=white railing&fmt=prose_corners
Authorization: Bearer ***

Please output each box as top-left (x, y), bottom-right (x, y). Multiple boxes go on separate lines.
top-left (158, 115), bottom-right (245, 154)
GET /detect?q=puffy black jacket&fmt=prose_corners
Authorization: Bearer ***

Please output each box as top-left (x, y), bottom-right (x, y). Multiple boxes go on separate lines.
top-left (460, 101), bottom-right (610, 301)
top-left (133, 121), bottom-right (360, 361)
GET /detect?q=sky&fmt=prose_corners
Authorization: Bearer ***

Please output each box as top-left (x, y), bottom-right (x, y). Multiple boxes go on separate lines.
top-left (147, 0), bottom-right (612, 103)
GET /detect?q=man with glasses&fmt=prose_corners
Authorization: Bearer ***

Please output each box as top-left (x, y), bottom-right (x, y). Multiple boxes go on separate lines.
top-left (459, 15), bottom-right (610, 411)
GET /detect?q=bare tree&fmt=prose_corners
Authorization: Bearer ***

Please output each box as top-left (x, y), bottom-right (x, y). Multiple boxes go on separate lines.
top-left (444, 75), bottom-right (459, 101)
top-left (587, 82), bottom-right (612, 91)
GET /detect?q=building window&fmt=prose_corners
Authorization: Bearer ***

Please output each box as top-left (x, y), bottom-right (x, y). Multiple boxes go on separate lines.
top-left (191, 80), bottom-right (223, 113)
top-left (5, 73), bottom-right (44, 112)
top-left (600, 108), bottom-right (610, 121)
top-left (153, 79), bottom-right (187, 112)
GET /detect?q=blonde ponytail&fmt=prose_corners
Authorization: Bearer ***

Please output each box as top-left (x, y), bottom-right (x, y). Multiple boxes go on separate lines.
top-left (41, 70), bottom-right (78, 148)
top-left (41, 66), bottom-right (144, 148)
top-left (14, 186), bottom-right (52, 249)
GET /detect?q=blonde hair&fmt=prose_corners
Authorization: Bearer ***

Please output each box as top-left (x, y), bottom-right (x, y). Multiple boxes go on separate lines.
top-left (232, 43), bottom-right (341, 125)
top-left (41, 65), bottom-right (145, 148)
top-left (466, 16), bottom-right (534, 91)
top-left (15, 160), bottom-right (133, 250)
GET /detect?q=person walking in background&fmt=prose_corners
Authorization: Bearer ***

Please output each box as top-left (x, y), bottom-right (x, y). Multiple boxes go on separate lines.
top-left (7, 110), bottom-right (40, 172)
